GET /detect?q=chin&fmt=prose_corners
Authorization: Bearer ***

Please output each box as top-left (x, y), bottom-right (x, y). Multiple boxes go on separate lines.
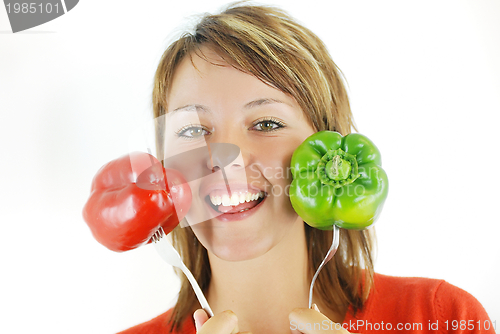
top-left (191, 219), bottom-right (283, 262)
top-left (212, 236), bottom-right (274, 262)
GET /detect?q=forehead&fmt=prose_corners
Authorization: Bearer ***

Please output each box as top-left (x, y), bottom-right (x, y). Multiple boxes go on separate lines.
top-left (170, 47), bottom-right (234, 88)
top-left (167, 46), bottom-right (298, 110)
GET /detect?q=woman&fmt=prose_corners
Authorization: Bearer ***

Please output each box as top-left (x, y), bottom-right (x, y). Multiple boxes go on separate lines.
top-left (119, 3), bottom-right (493, 334)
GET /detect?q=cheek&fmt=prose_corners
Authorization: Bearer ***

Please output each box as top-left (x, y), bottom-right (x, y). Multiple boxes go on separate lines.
top-left (251, 156), bottom-right (292, 197)
top-left (250, 139), bottom-right (300, 184)
top-left (251, 156), bottom-right (297, 213)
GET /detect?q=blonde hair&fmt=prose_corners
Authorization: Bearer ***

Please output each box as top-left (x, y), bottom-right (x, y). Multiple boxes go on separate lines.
top-left (152, 2), bottom-right (375, 331)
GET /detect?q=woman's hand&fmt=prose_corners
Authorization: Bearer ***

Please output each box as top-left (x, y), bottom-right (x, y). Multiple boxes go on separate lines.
top-left (193, 309), bottom-right (252, 334)
top-left (289, 305), bottom-right (353, 334)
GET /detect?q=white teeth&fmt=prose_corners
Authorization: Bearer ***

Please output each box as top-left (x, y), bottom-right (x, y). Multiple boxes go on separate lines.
top-left (230, 193), bottom-right (240, 206)
top-left (221, 194), bottom-right (231, 206)
top-left (209, 191), bottom-right (264, 207)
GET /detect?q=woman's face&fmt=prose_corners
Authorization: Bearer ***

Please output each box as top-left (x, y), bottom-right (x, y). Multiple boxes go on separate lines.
top-left (164, 47), bottom-right (316, 261)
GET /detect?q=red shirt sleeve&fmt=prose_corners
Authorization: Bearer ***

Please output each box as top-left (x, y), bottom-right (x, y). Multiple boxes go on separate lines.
top-left (434, 281), bottom-right (496, 333)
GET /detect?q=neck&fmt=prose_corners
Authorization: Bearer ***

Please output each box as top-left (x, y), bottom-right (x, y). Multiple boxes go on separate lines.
top-left (206, 219), bottom-right (309, 334)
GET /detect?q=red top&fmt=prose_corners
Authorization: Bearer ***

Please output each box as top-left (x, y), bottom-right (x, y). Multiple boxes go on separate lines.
top-left (117, 273), bottom-right (495, 333)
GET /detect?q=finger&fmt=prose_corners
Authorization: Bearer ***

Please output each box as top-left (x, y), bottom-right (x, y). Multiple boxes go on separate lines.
top-left (193, 309), bottom-right (209, 331)
top-left (289, 307), bottom-right (347, 334)
top-left (195, 310), bottom-right (239, 334)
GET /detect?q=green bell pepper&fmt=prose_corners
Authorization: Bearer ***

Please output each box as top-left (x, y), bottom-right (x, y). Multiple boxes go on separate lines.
top-left (290, 131), bottom-right (388, 230)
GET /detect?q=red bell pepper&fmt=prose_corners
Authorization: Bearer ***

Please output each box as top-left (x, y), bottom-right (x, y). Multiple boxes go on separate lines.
top-left (82, 152), bottom-right (191, 252)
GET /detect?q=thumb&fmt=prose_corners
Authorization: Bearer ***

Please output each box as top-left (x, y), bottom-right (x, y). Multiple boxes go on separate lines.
top-left (290, 303), bottom-right (321, 334)
top-left (193, 309), bottom-right (209, 331)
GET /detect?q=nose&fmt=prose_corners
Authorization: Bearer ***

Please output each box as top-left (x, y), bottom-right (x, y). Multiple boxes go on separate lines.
top-left (205, 143), bottom-right (243, 172)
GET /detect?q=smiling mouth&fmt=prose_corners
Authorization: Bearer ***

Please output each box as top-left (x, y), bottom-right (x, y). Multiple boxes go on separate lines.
top-left (205, 191), bottom-right (266, 214)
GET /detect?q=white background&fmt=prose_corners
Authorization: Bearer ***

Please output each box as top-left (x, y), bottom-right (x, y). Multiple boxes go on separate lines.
top-left (1, 0), bottom-right (499, 333)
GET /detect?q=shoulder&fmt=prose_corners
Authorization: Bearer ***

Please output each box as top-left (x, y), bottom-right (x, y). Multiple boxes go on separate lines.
top-left (430, 277), bottom-right (494, 326)
top-left (347, 272), bottom-right (494, 333)
top-left (370, 272), bottom-right (448, 307)
top-left (360, 273), bottom-right (446, 319)
top-left (370, 273), bottom-right (488, 313)
top-left (116, 308), bottom-right (195, 334)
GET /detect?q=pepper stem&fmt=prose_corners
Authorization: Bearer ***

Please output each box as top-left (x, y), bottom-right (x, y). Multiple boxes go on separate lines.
top-left (326, 155), bottom-right (352, 180)
top-left (317, 148), bottom-right (359, 188)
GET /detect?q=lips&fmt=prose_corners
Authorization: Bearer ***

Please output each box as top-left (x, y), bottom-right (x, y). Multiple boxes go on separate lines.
top-left (203, 192), bottom-right (266, 220)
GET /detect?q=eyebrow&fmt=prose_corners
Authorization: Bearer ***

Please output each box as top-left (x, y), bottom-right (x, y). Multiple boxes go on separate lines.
top-left (171, 104), bottom-right (210, 113)
top-left (171, 98), bottom-right (285, 114)
top-left (244, 98), bottom-right (285, 109)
